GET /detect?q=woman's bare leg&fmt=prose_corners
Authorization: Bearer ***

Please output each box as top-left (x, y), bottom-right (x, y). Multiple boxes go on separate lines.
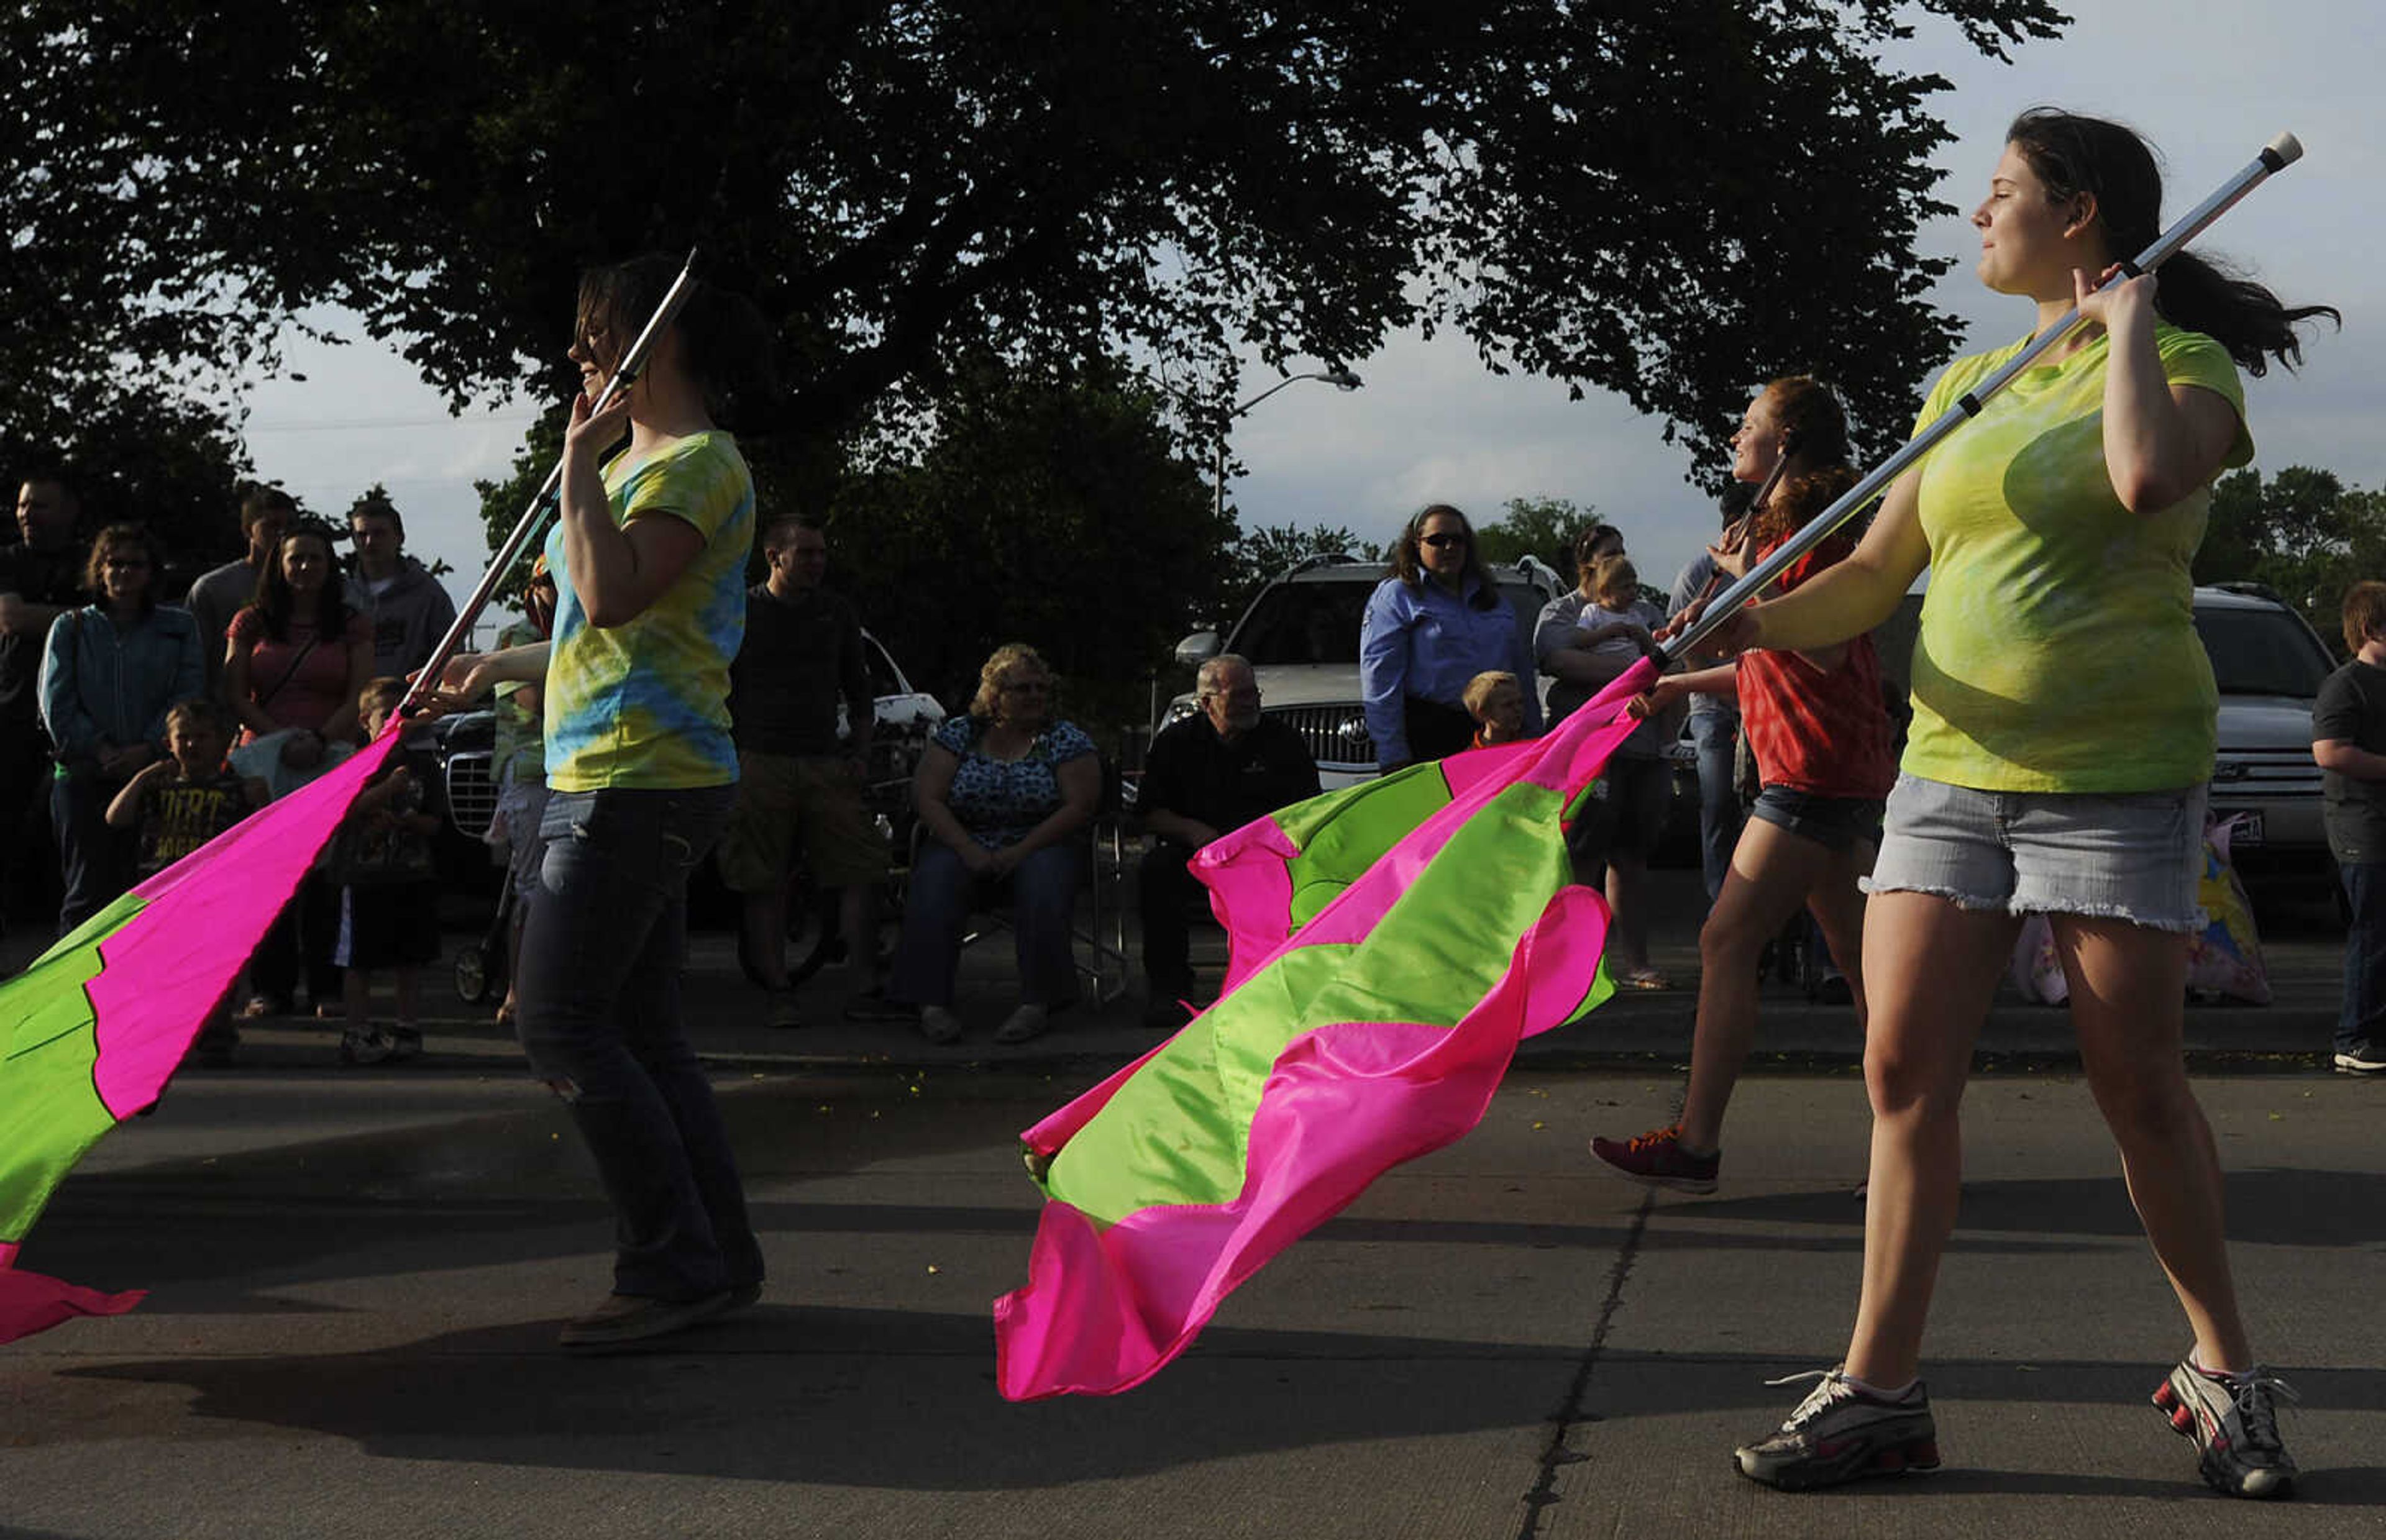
top-left (1806, 837), bottom-right (1876, 1039)
top-left (2052, 914), bottom-right (2251, 1372)
top-left (1843, 891), bottom-right (2017, 1388)
top-left (1678, 820), bottom-right (1845, 1150)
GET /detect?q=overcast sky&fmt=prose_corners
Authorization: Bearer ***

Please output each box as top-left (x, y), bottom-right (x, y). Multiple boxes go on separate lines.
top-left (239, 1), bottom-right (2381, 626)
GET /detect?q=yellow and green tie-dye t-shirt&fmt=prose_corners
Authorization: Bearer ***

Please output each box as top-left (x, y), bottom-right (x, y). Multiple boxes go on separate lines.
top-left (543, 431), bottom-right (753, 792)
top-left (1903, 322), bottom-right (2252, 794)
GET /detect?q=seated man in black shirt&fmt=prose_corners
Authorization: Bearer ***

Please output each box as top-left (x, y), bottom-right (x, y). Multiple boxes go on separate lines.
top-left (1138, 654), bottom-right (1319, 1029)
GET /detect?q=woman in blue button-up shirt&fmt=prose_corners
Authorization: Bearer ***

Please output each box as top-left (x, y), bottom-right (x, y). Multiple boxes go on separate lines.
top-left (39, 523), bottom-right (203, 932)
top-left (1360, 504), bottom-right (1542, 770)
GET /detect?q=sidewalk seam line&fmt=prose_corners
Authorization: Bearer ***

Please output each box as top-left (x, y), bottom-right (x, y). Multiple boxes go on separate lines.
top-left (1514, 1187), bottom-right (1652, 1539)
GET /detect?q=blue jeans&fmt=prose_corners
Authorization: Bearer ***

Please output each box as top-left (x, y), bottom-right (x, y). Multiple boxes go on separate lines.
top-left (2336, 860), bottom-right (2386, 1055)
top-left (1689, 709), bottom-right (1744, 904)
top-left (52, 770), bottom-right (134, 936)
top-left (889, 839), bottom-right (1084, 1009)
top-left (517, 785), bottom-right (761, 1301)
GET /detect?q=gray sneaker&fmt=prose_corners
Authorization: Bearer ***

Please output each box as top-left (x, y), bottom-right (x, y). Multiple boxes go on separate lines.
top-left (2153, 1359), bottom-right (2298, 1498)
top-left (1736, 1366), bottom-right (1940, 1490)
top-left (2334, 1044), bottom-right (2385, 1074)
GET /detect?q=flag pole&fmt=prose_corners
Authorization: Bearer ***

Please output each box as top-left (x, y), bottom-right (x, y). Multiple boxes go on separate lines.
top-left (398, 248), bottom-right (703, 716)
top-left (1661, 131), bottom-right (2306, 668)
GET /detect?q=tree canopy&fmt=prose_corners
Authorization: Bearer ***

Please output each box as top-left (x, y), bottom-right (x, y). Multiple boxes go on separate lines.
top-left (2198, 466), bottom-right (2386, 654)
top-left (6, 0), bottom-right (2067, 513)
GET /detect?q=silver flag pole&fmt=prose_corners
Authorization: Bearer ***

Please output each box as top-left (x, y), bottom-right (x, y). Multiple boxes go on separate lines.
top-left (1662, 131), bottom-right (2306, 667)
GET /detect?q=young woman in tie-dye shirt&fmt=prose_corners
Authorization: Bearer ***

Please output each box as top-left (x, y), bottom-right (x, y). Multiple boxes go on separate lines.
top-left (432, 256), bottom-right (778, 1351)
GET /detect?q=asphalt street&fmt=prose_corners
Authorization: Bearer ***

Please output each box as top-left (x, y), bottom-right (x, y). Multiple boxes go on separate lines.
top-left (4, 1065), bottom-right (2382, 1539)
top-left (0, 868), bottom-right (2379, 1536)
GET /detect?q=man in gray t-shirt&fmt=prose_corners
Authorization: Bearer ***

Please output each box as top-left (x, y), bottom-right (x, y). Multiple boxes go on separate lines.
top-left (186, 486), bottom-right (294, 701)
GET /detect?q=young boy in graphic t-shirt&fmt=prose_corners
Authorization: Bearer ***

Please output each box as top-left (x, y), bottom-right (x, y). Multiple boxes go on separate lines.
top-left (107, 698), bottom-right (270, 1063)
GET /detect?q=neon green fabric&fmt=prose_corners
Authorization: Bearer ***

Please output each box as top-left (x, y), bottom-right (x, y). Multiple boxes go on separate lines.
top-left (1044, 778), bottom-right (1599, 1224)
top-left (1275, 762), bottom-right (1455, 929)
top-left (0, 891), bottom-right (144, 1244)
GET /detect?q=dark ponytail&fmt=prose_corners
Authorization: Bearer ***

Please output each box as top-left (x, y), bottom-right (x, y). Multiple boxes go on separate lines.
top-left (575, 255), bottom-right (784, 434)
top-left (2005, 109), bottom-right (2339, 378)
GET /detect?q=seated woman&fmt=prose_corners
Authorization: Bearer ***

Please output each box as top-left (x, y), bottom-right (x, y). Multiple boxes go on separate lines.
top-left (890, 643), bottom-right (1099, 1045)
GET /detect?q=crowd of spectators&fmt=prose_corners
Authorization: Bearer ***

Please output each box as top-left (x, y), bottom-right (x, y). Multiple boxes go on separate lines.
top-left (0, 460), bottom-right (1876, 1060)
top-left (0, 470), bottom-right (469, 1062)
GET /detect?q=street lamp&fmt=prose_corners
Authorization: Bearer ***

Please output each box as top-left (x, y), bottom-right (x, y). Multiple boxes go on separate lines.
top-left (1213, 366), bottom-right (1364, 524)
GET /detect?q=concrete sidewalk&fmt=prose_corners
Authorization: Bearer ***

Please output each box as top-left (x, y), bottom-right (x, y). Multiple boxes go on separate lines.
top-left (187, 865), bottom-right (2359, 1078)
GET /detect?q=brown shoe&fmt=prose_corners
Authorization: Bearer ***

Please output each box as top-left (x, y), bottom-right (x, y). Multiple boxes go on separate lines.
top-left (559, 1290), bottom-right (733, 1351)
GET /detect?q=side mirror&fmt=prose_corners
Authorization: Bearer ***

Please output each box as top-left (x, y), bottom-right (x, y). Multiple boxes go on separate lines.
top-left (1174, 631), bottom-right (1220, 668)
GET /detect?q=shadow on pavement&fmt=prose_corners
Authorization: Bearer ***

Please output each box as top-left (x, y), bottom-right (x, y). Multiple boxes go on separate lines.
top-left (61, 1326), bottom-right (2386, 1503)
top-left (63, 1308), bottom-right (1561, 1485)
top-left (1688, 1168), bottom-right (2386, 1249)
top-left (19, 1072), bottom-right (1067, 1308)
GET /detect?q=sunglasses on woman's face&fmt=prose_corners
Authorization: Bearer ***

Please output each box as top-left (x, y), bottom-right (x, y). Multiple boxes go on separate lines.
top-left (1420, 532), bottom-right (1467, 549)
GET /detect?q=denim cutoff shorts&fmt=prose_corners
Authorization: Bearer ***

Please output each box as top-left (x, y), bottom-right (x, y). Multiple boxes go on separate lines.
top-left (1749, 785), bottom-right (1883, 854)
top-left (1862, 772), bottom-right (2207, 933)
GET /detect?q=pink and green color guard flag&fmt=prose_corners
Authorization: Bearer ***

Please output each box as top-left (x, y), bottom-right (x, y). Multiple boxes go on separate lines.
top-left (994, 659), bottom-right (1659, 1399)
top-left (0, 735), bottom-right (399, 1343)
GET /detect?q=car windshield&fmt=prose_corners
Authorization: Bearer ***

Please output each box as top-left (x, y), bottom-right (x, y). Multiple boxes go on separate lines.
top-left (2193, 608), bottom-right (2333, 696)
top-left (1233, 578), bottom-right (1541, 666)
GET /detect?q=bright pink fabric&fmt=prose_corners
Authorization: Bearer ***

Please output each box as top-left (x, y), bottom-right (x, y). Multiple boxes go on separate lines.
top-left (995, 885), bottom-right (1611, 1398)
top-left (1195, 814), bottom-right (1299, 995)
top-left (994, 662), bottom-right (1657, 1398)
top-left (89, 736), bottom-right (399, 1118)
top-left (0, 736), bottom-right (398, 1344)
top-left (0, 1241), bottom-right (144, 1345)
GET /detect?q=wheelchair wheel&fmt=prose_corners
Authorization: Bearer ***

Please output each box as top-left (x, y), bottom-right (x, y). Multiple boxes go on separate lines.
top-left (784, 878), bottom-right (846, 985)
top-left (454, 943), bottom-right (492, 1004)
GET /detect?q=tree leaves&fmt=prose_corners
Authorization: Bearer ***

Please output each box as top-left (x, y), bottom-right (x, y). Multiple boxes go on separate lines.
top-left (2198, 465), bottom-right (2386, 652)
top-left (6, 2), bottom-right (2065, 480)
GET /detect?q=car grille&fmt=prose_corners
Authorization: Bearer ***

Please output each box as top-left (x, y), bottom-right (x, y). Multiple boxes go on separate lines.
top-left (1266, 704), bottom-right (1373, 767)
top-left (2210, 745), bottom-right (2321, 800)
top-left (444, 750), bottom-right (498, 841)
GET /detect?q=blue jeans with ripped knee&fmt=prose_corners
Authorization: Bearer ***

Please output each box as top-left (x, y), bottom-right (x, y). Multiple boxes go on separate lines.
top-left (516, 784), bottom-right (762, 1301)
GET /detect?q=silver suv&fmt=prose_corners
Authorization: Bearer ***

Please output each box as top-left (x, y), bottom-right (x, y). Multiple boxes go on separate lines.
top-left (2194, 583), bottom-right (2334, 875)
top-left (1871, 581), bottom-right (2333, 878)
top-left (1169, 555), bottom-right (1568, 786)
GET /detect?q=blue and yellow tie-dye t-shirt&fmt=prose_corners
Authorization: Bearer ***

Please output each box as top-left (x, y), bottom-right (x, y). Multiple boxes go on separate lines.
top-left (543, 431), bottom-right (752, 791)
top-left (1903, 322), bottom-right (2252, 795)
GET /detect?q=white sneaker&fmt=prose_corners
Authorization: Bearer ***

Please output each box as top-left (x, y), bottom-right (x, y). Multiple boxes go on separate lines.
top-left (919, 1005), bottom-right (964, 1044)
top-left (2153, 1359), bottom-right (2298, 1498)
top-left (1736, 1366), bottom-right (1938, 1490)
